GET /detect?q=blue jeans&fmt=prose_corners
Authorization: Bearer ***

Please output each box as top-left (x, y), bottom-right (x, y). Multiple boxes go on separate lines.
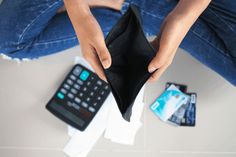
top-left (0, 0), bottom-right (236, 86)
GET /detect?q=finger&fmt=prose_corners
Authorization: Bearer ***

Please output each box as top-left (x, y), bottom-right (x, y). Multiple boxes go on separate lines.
top-left (148, 32), bottom-right (179, 73)
top-left (86, 53), bottom-right (108, 82)
top-left (94, 39), bottom-right (112, 69)
top-left (82, 46), bottom-right (107, 82)
top-left (148, 47), bottom-right (177, 82)
top-left (148, 48), bottom-right (172, 73)
top-left (148, 21), bottom-right (178, 73)
top-left (148, 64), bottom-right (169, 82)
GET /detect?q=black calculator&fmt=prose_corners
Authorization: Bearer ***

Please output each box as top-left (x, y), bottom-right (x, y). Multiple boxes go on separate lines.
top-left (46, 64), bottom-right (110, 131)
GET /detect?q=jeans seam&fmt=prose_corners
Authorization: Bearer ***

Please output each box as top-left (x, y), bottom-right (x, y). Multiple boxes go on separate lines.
top-left (32, 28), bottom-right (110, 46)
top-left (17, 0), bottom-right (62, 46)
top-left (27, 30), bottom-right (109, 47)
top-left (140, 10), bottom-right (163, 20)
top-left (33, 37), bottom-right (77, 46)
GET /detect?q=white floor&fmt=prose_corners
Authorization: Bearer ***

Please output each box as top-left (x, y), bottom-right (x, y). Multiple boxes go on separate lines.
top-left (0, 46), bottom-right (236, 157)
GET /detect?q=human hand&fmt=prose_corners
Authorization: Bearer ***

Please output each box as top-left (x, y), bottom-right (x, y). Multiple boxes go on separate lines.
top-left (64, 0), bottom-right (112, 81)
top-left (148, 0), bottom-right (211, 82)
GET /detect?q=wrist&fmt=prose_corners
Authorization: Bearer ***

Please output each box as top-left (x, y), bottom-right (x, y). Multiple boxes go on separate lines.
top-left (168, 0), bottom-right (210, 25)
top-left (64, 0), bottom-right (92, 20)
top-left (166, 10), bottom-right (198, 32)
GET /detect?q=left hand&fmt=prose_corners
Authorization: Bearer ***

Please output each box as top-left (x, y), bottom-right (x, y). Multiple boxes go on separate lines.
top-left (148, 0), bottom-right (211, 82)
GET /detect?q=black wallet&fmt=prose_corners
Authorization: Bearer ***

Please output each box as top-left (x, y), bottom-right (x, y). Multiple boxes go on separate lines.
top-left (104, 5), bottom-right (156, 121)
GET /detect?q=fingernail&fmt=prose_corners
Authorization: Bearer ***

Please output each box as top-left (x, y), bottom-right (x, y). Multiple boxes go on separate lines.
top-left (148, 67), bottom-right (156, 73)
top-left (102, 59), bottom-right (110, 69)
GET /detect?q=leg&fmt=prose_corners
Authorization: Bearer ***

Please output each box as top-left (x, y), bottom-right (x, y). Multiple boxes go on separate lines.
top-left (0, 0), bottom-right (121, 59)
top-left (200, 0), bottom-right (236, 63)
top-left (0, 0), bottom-right (64, 59)
top-left (131, 0), bottom-right (236, 86)
top-left (183, 0), bottom-right (236, 86)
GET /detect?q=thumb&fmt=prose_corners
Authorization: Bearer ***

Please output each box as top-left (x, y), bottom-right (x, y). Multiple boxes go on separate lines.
top-left (148, 48), bottom-right (170, 73)
top-left (95, 40), bottom-right (112, 69)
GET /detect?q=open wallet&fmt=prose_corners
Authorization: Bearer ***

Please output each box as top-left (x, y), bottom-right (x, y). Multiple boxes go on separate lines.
top-left (103, 4), bottom-right (157, 121)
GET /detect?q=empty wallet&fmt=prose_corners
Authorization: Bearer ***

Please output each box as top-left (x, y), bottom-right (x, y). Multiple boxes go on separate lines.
top-left (104, 4), bottom-right (156, 121)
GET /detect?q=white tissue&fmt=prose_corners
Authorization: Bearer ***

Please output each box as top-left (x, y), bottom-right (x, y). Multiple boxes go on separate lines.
top-left (63, 94), bottom-right (114, 157)
top-left (104, 87), bottom-right (145, 145)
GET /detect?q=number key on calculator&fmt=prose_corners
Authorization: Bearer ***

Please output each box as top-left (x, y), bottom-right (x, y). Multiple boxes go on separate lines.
top-left (46, 64), bottom-right (110, 131)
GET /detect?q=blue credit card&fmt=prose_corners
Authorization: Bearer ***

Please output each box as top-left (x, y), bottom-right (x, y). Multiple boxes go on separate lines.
top-left (150, 85), bottom-right (190, 122)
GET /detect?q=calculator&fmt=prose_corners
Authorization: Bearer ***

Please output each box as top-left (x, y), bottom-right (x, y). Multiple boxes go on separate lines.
top-left (46, 64), bottom-right (110, 131)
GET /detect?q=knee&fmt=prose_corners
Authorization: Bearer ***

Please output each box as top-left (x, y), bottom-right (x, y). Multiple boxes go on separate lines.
top-left (0, 20), bottom-right (32, 59)
top-left (0, 2), bottom-right (36, 59)
top-left (0, 19), bottom-right (21, 56)
top-left (0, 34), bottom-right (21, 57)
top-left (0, 34), bottom-right (30, 60)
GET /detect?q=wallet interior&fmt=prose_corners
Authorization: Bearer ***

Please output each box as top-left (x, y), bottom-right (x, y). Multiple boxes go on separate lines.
top-left (104, 5), bottom-right (156, 121)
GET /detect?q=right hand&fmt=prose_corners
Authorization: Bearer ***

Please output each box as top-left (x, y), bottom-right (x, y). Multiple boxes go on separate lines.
top-left (64, 0), bottom-right (113, 81)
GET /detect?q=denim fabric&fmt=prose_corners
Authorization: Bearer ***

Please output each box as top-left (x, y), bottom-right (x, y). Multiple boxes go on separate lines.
top-left (0, 0), bottom-right (236, 86)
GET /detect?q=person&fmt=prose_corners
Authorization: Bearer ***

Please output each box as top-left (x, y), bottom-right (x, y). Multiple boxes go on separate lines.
top-left (0, 0), bottom-right (235, 86)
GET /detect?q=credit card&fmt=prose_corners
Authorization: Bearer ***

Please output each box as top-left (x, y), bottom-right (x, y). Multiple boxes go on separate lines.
top-left (168, 98), bottom-right (190, 126)
top-left (165, 82), bottom-right (187, 93)
top-left (180, 93), bottom-right (197, 126)
top-left (150, 85), bottom-right (190, 122)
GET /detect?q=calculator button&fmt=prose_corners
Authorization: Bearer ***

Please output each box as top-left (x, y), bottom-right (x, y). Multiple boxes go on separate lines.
top-left (86, 81), bottom-right (91, 86)
top-left (63, 84), bottom-right (70, 90)
top-left (81, 102), bottom-right (88, 108)
top-left (67, 79), bottom-right (73, 85)
top-left (67, 93), bottom-right (74, 99)
top-left (100, 90), bottom-right (105, 95)
top-left (90, 76), bottom-right (95, 81)
top-left (89, 92), bottom-right (94, 97)
top-left (97, 96), bottom-right (101, 101)
top-left (96, 80), bottom-right (102, 86)
top-left (57, 92), bottom-right (64, 99)
top-left (73, 66), bottom-right (82, 76)
top-left (82, 87), bottom-right (88, 92)
top-left (93, 102), bottom-right (97, 107)
top-left (67, 101), bottom-right (73, 107)
top-left (93, 86), bottom-right (98, 91)
top-left (80, 70), bottom-right (90, 81)
top-left (72, 103), bottom-right (80, 111)
top-left (75, 97), bottom-right (81, 104)
top-left (86, 97), bottom-right (91, 102)
top-left (88, 107), bottom-right (96, 113)
top-left (70, 75), bottom-right (77, 81)
top-left (74, 84), bottom-right (80, 90)
top-left (60, 88), bottom-right (67, 94)
top-left (77, 80), bottom-right (84, 85)
top-left (104, 85), bottom-right (109, 90)
top-left (71, 88), bottom-right (78, 94)
top-left (79, 92), bottom-right (84, 97)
